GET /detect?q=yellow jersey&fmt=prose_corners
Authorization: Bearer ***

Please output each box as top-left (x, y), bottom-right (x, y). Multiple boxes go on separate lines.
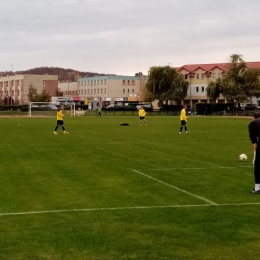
top-left (57, 109), bottom-right (64, 120)
top-left (180, 108), bottom-right (188, 121)
top-left (139, 108), bottom-right (146, 117)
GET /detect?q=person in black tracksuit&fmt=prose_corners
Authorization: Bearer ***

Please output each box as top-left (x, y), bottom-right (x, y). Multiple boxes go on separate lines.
top-left (248, 112), bottom-right (260, 194)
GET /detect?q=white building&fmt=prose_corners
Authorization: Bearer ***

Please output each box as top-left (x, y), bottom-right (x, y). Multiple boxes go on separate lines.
top-left (77, 74), bottom-right (148, 105)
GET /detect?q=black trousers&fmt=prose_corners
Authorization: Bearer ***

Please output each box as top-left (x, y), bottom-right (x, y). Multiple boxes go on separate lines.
top-left (254, 143), bottom-right (260, 183)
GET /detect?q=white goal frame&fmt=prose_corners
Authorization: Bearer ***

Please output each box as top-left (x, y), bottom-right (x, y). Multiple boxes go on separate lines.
top-left (28, 102), bottom-right (76, 117)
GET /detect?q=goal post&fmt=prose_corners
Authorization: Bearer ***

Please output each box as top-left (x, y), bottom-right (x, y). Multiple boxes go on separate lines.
top-left (28, 101), bottom-right (76, 117)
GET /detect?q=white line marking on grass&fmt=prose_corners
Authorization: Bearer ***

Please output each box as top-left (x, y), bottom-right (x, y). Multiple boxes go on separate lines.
top-left (1, 203), bottom-right (260, 217)
top-left (132, 169), bottom-right (217, 205)
top-left (142, 166), bottom-right (253, 171)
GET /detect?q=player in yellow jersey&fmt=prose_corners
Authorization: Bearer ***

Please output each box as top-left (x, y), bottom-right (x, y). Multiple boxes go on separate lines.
top-left (179, 105), bottom-right (188, 134)
top-left (138, 106), bottom-right (147, 125)
top-left (53, 105), bottom-right (69, 134)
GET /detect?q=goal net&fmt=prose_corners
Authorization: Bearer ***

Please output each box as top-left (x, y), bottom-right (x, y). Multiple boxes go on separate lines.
top-left (28, 102), bottom-right (76, 117)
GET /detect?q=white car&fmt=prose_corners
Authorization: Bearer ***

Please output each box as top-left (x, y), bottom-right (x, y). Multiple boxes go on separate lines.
top-left (136, 104), bottom-right (153, 110)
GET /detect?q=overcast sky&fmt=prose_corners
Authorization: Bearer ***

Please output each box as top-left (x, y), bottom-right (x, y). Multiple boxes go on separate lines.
top-left (1, 0), bottom-right (260, 75)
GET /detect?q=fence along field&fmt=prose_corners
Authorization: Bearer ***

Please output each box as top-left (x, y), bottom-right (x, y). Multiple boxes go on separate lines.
top-left (0, 116), bottom-right (259, 260)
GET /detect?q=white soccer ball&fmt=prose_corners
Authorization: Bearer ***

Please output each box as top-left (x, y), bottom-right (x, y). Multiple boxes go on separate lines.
top-left (239, 154), bottom-right (248, 161)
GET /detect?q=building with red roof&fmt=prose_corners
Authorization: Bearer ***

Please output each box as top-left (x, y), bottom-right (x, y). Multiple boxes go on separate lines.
top-left (175, 62), bottom-right (260, 107)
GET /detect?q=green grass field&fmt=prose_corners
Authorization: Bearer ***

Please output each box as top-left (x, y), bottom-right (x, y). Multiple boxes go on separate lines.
top-left (0, 115), bottom-right (259, 260)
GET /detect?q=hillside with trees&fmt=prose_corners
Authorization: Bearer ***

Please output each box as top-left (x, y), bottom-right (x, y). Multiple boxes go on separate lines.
top-left (0, 67), bottom-right (108, 81)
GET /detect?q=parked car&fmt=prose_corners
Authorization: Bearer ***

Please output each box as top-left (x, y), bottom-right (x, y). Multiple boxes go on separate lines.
top-left (244, 104), bottom-right (258, 111)
top-left (31, 104), bottom-right (58, 111)
top-left (136, 104), bottom-right (153, 111)
top-left (105, 105), bottom-right (136, 111)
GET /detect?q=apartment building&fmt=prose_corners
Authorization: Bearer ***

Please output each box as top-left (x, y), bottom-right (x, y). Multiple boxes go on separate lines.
top-left (77, 74), bottom-right (148, 105)
top-left (58, 81), bottom-right (78, 97)
top-left (0, 74), bottom-right (58, 104)
top-left (177, 62), bottom-right (260, 107)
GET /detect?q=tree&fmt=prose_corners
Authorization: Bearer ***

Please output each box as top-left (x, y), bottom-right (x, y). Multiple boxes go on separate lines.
top-left (206, 78), bottom-right (223, 102)
top-left (27, 84), bottom-right (38, 102)
top-left (161, 73), bottom-right (189, 103)
top-left (143, 88), bottom-right (155, 102)
top-left (27, 84), bottom-right (51, 102)
top-left (145, 66), bottom-right (188, 104)
top-left (207, 54), bottom-right (260, 103)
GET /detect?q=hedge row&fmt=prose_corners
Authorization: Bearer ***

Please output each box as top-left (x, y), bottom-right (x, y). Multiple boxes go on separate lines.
top-left (195, 103), bottom-right (235, 115)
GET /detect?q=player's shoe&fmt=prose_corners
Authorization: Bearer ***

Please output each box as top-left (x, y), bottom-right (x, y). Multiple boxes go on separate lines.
top-left (53, 131), bottom-right (58, 135)
top-left (179, 132), bottom-right (181, 134)
top-left (64, 131), bottom-right (69, 134)
top-left (251, 189), bottom-right (260, 194)
top-left (186, 132), bottom-right (189, 134)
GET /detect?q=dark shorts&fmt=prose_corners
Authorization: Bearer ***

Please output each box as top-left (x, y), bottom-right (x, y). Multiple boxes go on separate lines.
top-left (140, 117), bottom-right (145, 120)
top-left (57, 120), bottom-right (64, 126)
top-left (181, 120), bottom-right (186, 126)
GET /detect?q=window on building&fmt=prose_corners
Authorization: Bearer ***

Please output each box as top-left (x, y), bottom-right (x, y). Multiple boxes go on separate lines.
top-left (196, 74), bottom-right (199, 79)
top-left (132, 80), bottom-right (135, 85)
top-left (104, 88), bottom-right (106, 94)
top-left (78, 90), bottom-right (80, 94)
top-left (104, 79), bottom-right (106, 85)
top-left (94, 80), bottom-right (96, 86)
top-left (132, 89), bottom-right (134, 93)
top-left (201, 73), bottom-right (204, 79)
top-left (84, 89), bottom-right (86, 95)
top-left (213, 73), bottom-right (216, 78)
top-left (43, 80), bottom-right (46, 85)
top-left (123, 80), bottom-right (125, 85)
top-left (91, 81), bottom-right (93, 86)
top-left (185, 74), bottom-right (188, 79)
top-left (91, 89), bottom-right (93, 95)
top-left (98, 89), bottom-right (99, 94)
top-left (81, 90), bottom-right (83, 95)
top-left (94, 89), bottom-right (96, 94)
top-left (87, 89), bottom-right (89, 95)
top-left (128, 80), bottom-right (130, 85)
top-left (101, 89), bottom-right (103, 94)
top-left (101, 80), bottom-right (103, 85)
top-left (123, 89), bottom-right (125, 94)
top-left (202, 87), bottom-right (205, 92)
top-left (128, 89), bottom-right (130, 93)
top-left (196, 87), bottom-right (199, 92)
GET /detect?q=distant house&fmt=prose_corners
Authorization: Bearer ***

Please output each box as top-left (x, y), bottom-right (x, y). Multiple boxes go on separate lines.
top-left (0, 74), bottom-right (58, 104)
top-left (76, 74), bottom-right (148, 105)
top-left (176, 62), bottom-right (260, 107)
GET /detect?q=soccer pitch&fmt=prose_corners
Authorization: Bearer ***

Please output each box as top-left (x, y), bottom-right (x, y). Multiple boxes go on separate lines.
top-left (0, 115), bottom-right (259, 259)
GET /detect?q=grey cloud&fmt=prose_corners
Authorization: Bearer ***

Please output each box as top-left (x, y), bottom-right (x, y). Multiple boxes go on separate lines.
top-left (0, 0), bottom-right (260, 74)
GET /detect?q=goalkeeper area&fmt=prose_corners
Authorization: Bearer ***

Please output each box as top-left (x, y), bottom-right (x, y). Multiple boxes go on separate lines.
top-left (28, 101), bottom-right (76, 117)
top-left (0, 116), bottom-right (259, 259)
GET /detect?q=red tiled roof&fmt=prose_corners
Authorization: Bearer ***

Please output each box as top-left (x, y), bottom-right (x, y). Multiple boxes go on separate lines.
top-left (176, 62), bottom-right (260, 73)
